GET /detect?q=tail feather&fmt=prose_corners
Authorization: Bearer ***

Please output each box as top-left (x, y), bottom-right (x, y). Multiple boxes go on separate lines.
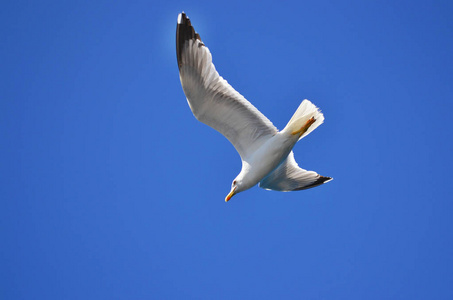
top-left (283, 99), bottom-right (324, 140)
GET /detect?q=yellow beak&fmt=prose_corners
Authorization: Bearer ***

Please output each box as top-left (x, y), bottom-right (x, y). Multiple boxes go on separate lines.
top-left (225, 186), bottom-right (237, 202)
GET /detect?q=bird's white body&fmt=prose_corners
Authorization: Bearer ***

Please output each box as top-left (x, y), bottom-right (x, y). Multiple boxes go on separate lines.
top-left (240, 131), bottom-right (296, 190)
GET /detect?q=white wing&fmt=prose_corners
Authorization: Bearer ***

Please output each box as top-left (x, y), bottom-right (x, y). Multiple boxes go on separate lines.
top-left (176, 13), bottom-right (278, 160)
top-left (259, 152), bottom-right (332, 191)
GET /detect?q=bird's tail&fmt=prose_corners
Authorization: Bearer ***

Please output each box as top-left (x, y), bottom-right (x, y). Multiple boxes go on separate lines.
top-left (283, 99), bottom-right (324, 140)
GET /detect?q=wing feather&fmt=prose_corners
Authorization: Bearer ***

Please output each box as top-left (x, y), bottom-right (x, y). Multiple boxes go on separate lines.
top-left (176, 13), bottom-right (278, 159)
top-left (259, 152), bottom-right (332, 191)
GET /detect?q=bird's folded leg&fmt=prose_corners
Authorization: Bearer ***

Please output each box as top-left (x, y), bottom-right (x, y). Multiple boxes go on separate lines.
top-left (292, 117), bottom-right (316, 136)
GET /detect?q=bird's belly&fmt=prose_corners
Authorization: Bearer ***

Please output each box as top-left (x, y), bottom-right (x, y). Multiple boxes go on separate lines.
top-left (247, 133), bottom-right (296, 183)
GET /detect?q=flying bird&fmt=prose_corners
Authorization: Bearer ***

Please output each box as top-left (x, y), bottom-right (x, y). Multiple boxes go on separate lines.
top-left (176, 12), bottom-right (332, 202)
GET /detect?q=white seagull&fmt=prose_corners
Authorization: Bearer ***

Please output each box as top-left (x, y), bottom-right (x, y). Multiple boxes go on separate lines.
top-left (176, 12), bottom-right (332, 202)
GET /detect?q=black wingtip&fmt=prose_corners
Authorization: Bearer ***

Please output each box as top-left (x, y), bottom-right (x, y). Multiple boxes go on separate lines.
top-left (294, 176), bottom-right (333, 191)
top-left (177, 12), bottom-right (187, 25)
top-left (176, 12), bottom-right (203, 69)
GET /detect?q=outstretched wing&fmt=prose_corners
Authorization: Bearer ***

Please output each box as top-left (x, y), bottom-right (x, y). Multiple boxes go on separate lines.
top-left (259, 152), bottom-right (332, 191)
top-left (176, 13), bottom-right (278, 160)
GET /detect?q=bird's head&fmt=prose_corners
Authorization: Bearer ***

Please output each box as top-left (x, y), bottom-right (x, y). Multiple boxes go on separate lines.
top-left (225, 177), bottom-right (243, 202)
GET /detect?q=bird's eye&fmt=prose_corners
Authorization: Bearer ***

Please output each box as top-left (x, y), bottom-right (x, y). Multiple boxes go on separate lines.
top-left (233, 180), bottom-right (236, 185)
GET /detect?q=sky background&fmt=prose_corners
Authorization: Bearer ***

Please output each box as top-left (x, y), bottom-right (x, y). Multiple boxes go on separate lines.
top-left (2, 0), bottom-right (453, 299)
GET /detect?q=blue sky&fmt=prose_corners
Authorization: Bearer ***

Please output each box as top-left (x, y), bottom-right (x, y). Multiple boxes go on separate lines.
top-left (2, 0), bottom-right (453, 299)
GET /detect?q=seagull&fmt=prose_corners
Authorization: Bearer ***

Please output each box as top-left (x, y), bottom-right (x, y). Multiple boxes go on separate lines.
top-left (176, 12), bottom-right (332, 202)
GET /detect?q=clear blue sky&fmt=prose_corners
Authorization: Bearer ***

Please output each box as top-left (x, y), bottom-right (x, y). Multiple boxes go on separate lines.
top-left (2, 1), bottom-right (453, 299)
